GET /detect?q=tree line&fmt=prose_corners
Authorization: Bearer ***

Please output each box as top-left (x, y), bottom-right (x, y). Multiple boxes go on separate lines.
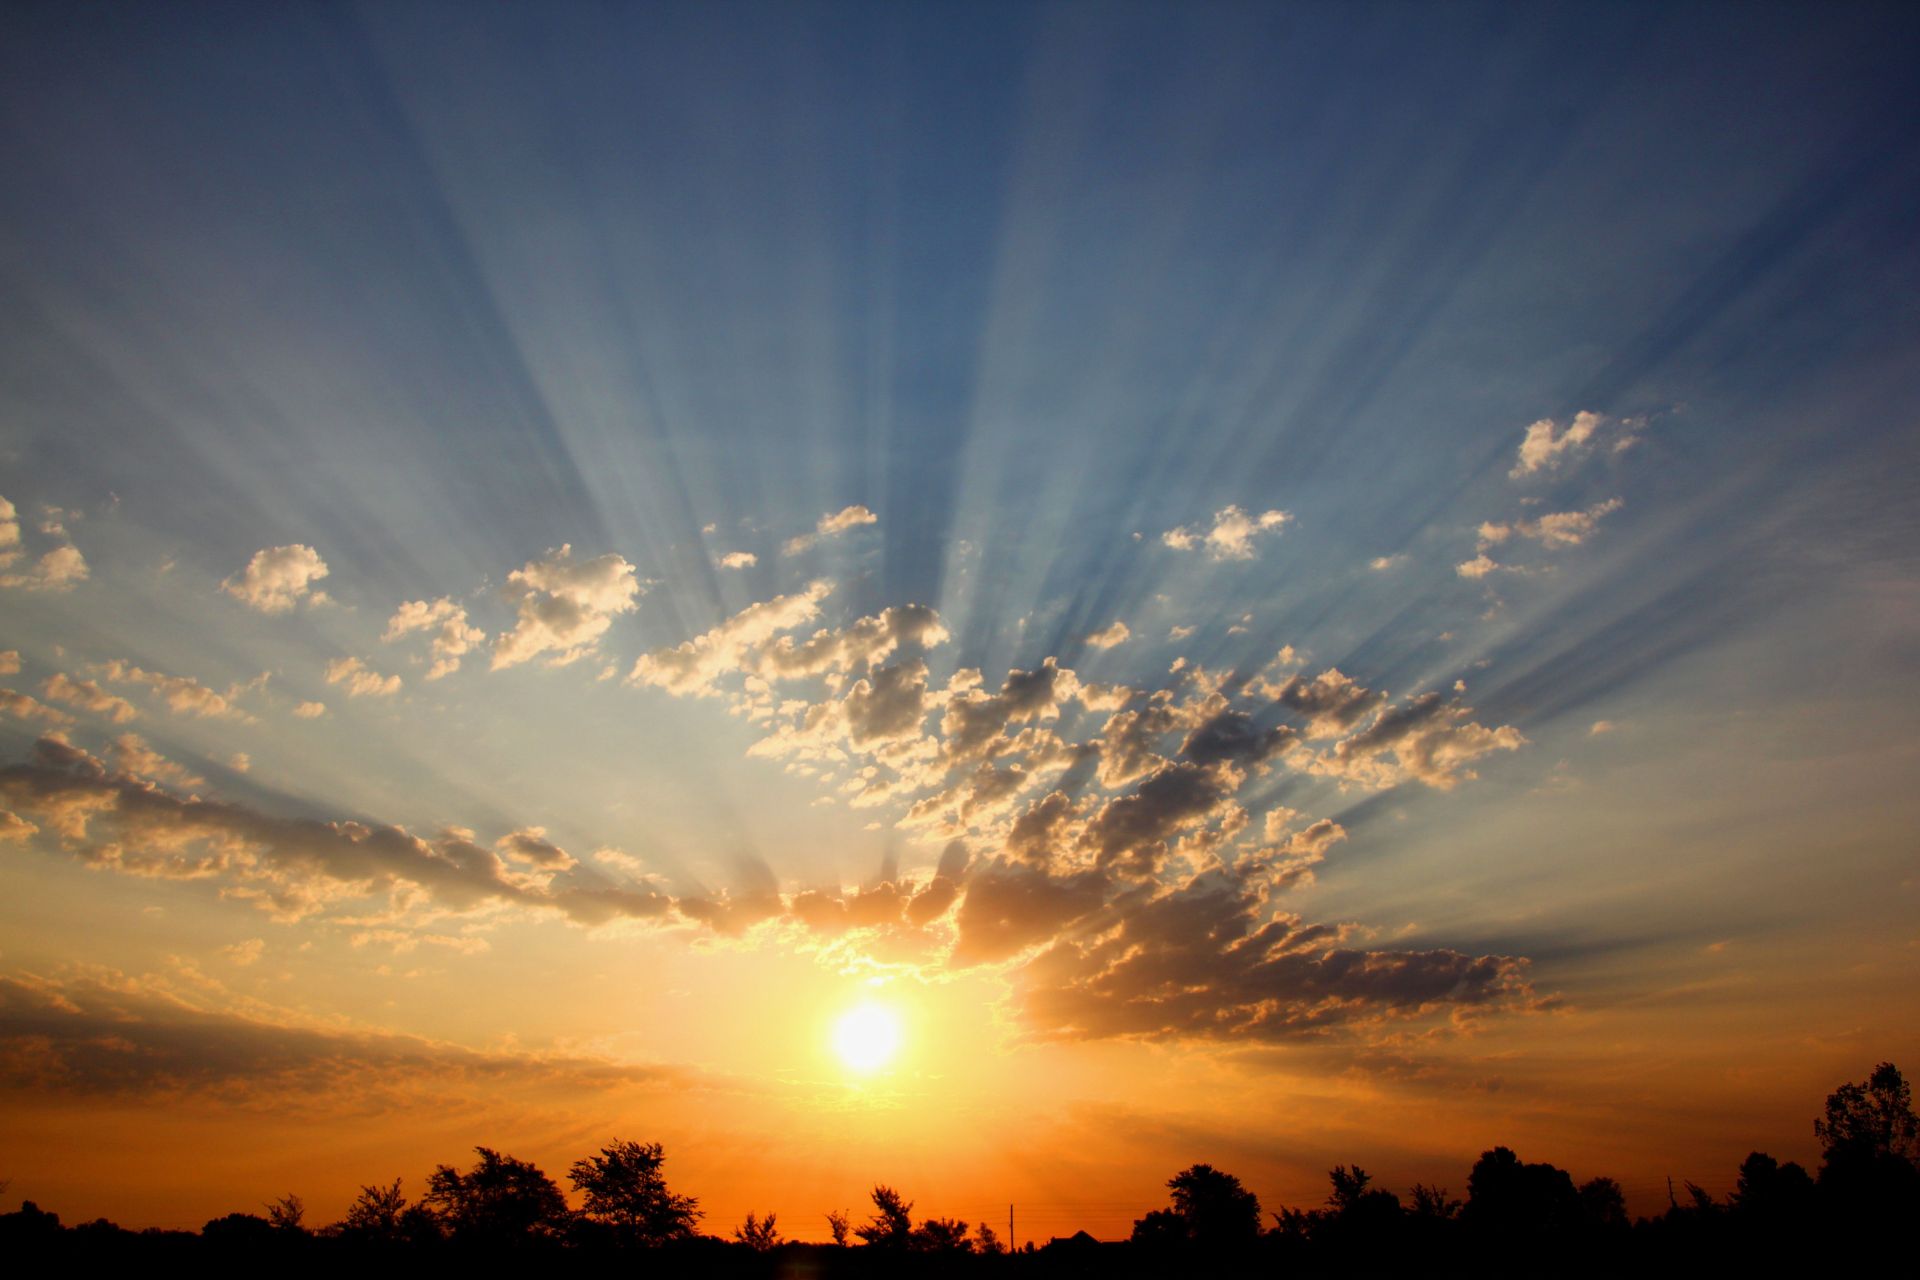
top-left (2, 1062), bottom-right (1915, 1273)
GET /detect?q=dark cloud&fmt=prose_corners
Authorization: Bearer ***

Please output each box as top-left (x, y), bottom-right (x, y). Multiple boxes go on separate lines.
top-left (1180, 709), bottom-right (1297, 769)
top-left (1007, 866), bottom-right (1536, 1043)
top-left (950, 860), bottom-right (1111, 967)
top-left (0, 737), bottom-right (678, 931)
top-left (0, 970), bottom-right (690, 1109)
top-left (1078, 762), bottom-right (1238, 877)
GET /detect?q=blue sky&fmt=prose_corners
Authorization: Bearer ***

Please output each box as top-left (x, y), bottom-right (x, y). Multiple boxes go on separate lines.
top-left (1, 0), bottom-right (1917, 1227)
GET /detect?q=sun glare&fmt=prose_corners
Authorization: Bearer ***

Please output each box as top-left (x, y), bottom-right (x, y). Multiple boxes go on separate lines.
top-left (832, 1002), bottom-right (903, 1073)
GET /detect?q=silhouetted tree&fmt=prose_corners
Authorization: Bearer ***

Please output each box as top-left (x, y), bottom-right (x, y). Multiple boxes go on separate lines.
top-left (1577, 1176), bottom-right (1628, 1231)
top-left (974, 1221), bottom-right (1006, 1254)
top-left (1408, 1183), bottom-right (1462, 1220)
top-left (566, 1139), bottom-right (700, 1245)
top-left (1166, 1163), bottom-right (1261, 1249)
top-left (1131, 1207), bottom-right (1188, 1247)
top-left (1813, 1062), bottom-right (1920, 1236)
top-left (263, 1193), bottom-right (305, 1233)
top-left (856, 1185), bottom-right (914, 1249)
top-left (824, 1209), bottom-right (851, 1246)
top-left (911, 1216), bottom-right (973, 1252)
top-left (733, 1211), bottom-right (781, 1250)
top-left (1816, 1062), bottom-right (1917, 1167)
top-left (1463, 1147), bottom-right (1580, 1240)
top-left (423, 1147), bottom-right (570, 1243)
top-left (1729, 1152), bottom-right (1814, 1219)
top-left (339, 1178), bottom-right (407, 1239)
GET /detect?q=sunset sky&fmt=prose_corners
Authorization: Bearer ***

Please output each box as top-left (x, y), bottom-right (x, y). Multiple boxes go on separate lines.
top-left (2, 0), bottom-right (1917, 1241)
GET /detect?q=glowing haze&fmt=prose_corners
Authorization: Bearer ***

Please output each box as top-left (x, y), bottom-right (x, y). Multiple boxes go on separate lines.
top-left (1, 0), bottom-right (1916, 1244)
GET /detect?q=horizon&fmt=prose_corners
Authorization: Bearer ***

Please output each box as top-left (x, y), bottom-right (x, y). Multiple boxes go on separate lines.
top-left (2, 0), bottom-right (1917, 1241)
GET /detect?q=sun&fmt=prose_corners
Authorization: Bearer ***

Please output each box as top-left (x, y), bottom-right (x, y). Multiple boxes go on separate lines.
top-left (832, 1002), bottom-right (903, 1073)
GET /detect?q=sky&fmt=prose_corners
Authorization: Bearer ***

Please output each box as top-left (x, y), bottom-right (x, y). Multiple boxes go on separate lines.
top-left (2, 0), bottom-right (1918, 1240)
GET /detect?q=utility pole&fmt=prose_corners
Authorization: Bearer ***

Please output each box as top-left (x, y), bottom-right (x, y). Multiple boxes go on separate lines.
top-left (1009, 1203), bottom-right (1014, 1250)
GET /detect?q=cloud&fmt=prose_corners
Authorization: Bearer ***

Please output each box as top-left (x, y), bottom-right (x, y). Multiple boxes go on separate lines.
top-left (0, 736), bottom-right (676, 931)
top-left (1322, 691), bottom-right (1526, 789)
top-left (221, 938), bottom-right (265, 966)
top-left (1004, 864), bottom-right (1537, 1043)
top-left (0, 968), bottom-right (693, 1108)
top-left (325, 657), bottom-right (401, 699)
top-left (108, 733), bottom-right (205, 789)
top-left (1455, 553), bottom-right (1502, 580)
top-left (1510, 411), bottom-right (1638, 478)
top-left (628, 581), bottom-right (834, 694)
top-left (782, 504), bottom-right (878, 556)
top-left (950, 860), bottom-right (1111, 967)
top-left (1589, 720), bottom-right (1616, 736)
top-left (0, 496), bottom-right (17, 560)
top-left (1477, 498), bottom-right (1623, 550)
top-left (0, 810), bottom-right (37, 841)
top-left (292, 700), bottom-right (327, 719)
top-left (1460, 499), bottom-right (1623, 579)
top-left (1369, 554), bottom-right (1406, 571)
top-left (0, 651), bottom-right (18, 676)
top-left (1078, 762), bottom-right (1240, 877)
top-left (1263, 667), bottom-right (1386, 737)
top-left (496, 826), bottom-right (577, 871)
top-left (493, 545), bottom-right (642, 670)
top-left (1161, 506), bottom-right (1291, 560)
top-left (718, 551), bottom-right (757, 569)
top-left (0, 544), bottom-right (89, 591)
top-left (1086, 620), bottom-right (1130, 649)
top-left (2, 689), bottom-right (77, 728)
top-left (222, 545), bottom-right (328, 613)
top-left (229, 752), bottom-right (251, 773)
top-left (42, 673), bottom-right (139, 723)
top-left (90, 660), bottom-right (248, 720)
top-left (384, 597), bottom-right (485, 679)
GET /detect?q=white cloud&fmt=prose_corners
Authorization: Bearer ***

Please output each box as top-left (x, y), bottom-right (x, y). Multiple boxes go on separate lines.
top-left (627, 580), bottom-right (834, 695)
top-left (42, 672), bottom-right (138, 723)
top-left (292, 700), bottom-right (328, 719)
top-left (109, 733), bottom-right (205, 788)
top-left (230, 752), bottom-right (252, 772)
top-left (1509, 411), bottom-right (1639, 478)
top-left (325, 657), bottom-right (401, 698)
top-left (782, 504), bottom-right (878, 556)
top-left (1, 688), bottom-right (76, 728)
top-left (1369, 554), bottom-right (1406, 571)
top-left (1479, 498), bottom-right (1623, 550)
top-left (223, 544), bottom-right (329, 613)
top-left (1455, 553), bottom-right (1502, 580)
top-left (1161, 505), bottom-right (1291, 560)
top-left (718, 551), bottom-right (757, 569)
top-left (491, 545), bottom-right (641, 670)
top-left (384, 598), bottom-right (484, 679)
top-left (1085, 620), bottom-right (1130, 650)
top-left (91, 660), bottom-right (248, 720)
top-left (0, 544), bottom-right (89, 592)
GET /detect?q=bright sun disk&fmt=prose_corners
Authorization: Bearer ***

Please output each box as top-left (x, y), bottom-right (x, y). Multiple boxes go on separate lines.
top-left (832, 1002), bottom-right (902, 1072)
